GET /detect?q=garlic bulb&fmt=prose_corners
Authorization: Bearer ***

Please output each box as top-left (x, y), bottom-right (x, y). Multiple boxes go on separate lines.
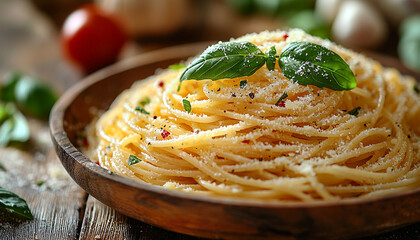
top-left (331, 0), bottom-right (387, 49)
top-left (315, 0), bottom-right (343, 25)
top-left (96, 0), bottom-right (189, 37)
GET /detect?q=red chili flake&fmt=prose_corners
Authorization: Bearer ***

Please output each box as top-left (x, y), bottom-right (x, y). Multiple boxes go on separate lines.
top-left (283, 34), bottom-right (289, 40)
top-left (272, 130), bottom-right (277, 133)
top-left (95, 161), bottom-right (100, 166)
top-left (161, 129), bottom-right (170, 139)
top-left (228, 102), bottom-right (234, 104)
top-left (83, 138), bottom-right (89, 147)
top-left (158, 81), bottom-right (164, 88)
top-left (242, 140), bottom-right (250, 144)
top-left (277, 101), bottom-right (286, 107)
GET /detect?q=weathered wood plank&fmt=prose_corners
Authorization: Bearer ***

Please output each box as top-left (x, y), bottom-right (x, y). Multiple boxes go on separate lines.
top-left (0, 119), bottom-right (87, 239)
top-left (79, 196), bottom-right (204, 240)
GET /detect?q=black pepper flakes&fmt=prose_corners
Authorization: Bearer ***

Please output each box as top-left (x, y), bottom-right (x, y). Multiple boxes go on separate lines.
top-left (232, 93), bottom-right (236, 97)
top-left (249, 92), bottom-right (255, 99)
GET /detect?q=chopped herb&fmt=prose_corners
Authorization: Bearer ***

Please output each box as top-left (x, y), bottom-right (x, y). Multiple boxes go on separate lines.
top-left (128, 155), bottom-right (142, 166)
top-left (348, 106), bottom-right (361, 116)
top-left (36, 181), bottom-right (45, 186)
top-left (240, 80), bottom-right (247, 88)
top-left (168, 63), bottom-right (186, 70)
top-left (183, 99), bottom-right (191, 113)
top-left (414, 85), bottom-right (419, 94)
top-left (139, 97), bottom-right (151, 106)
top-left (135, 106), bottom-right (150, 115)
top-left (0, 186), bottom-right (33, 220)
top-left (275, 92), bottom-right (288, 106)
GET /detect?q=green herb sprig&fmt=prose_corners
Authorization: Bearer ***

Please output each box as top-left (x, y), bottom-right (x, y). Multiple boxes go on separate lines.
top-left (0, 186), bottom-right (33, 220)
top-left (179, 41), bottom-right (357, 92)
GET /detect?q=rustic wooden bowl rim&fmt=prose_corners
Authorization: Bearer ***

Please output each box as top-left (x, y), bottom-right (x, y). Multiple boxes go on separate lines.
top-left (50, 43), bottom-right (420, 210)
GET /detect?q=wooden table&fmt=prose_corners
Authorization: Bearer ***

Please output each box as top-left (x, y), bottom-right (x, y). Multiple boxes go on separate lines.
top-left (1, 1), bottom-right (420, 239)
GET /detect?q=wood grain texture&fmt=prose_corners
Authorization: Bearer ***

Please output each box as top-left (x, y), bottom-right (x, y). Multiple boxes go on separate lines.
top-left (0, 119), bottom-right (87, 239)
top-left (50, 44), bottom-right (420, 240)
top-left (79, 196), bottom-right (203, 240)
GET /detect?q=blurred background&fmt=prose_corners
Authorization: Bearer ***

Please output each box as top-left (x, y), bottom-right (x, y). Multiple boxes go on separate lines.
top-left (1, 0), bottom-right (420, 93)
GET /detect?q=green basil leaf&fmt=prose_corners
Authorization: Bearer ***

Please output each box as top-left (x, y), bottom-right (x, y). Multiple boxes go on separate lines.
top-left (275, 92), bottom-right (288, 105)
top-left (168, 63), bottom-right (186, 70)
top-left (180, 41), bottom-right (267, 84)
top-left (0, 186), bottom-right (33, 220)
top-left (348, 106), bottom-right (361, 116)
top-left (0, 103), bottom-right (30, 147)
top-left (266, 46), bottom-right (277, 71)
top-left (183, 99), bottom-right (191, 113)
top-left (15, 76), bottom-right (58, 119)
top-left (135, 106), bottom-right (150, 115)
top-left (279, 42), bottom-right (357, 91)
top-left (240, 80), bottom-right (248, 88)
top-left (139, 97), bottom-right (151, 106)
top-left (1, 71), bottom-right (21, 102)
top-left (414, 85), bottom-right (419, 94)
top-left (128, 155), bottom-right (142, 166)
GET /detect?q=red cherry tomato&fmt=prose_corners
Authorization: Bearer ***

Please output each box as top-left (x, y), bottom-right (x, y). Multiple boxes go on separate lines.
top-left (61, 4), bottom-right (127, 74)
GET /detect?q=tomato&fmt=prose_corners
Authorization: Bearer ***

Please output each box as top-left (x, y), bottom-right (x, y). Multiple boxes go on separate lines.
top-left (61, 4), bottom-right (127, 74)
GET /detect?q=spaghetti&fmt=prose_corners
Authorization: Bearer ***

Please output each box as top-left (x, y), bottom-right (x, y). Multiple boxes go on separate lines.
top-left (88, 29), bottom-right (420, 201)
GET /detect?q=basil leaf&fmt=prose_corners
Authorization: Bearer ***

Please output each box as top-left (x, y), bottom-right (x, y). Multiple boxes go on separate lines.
top-left (240, 80), bottom-right (247, 88)
top-left (348, 106), bottom-right (361, 116)
top-left (135, 106), bottom-right (150, 115)
top-left (128, 155), bottom-right (142, 166)
top-left (0, 186), bottom-right (33, 220)
top-left (168, 63), bottom-right (186, 70)
top-left (139, 97), bottom-right (151, 106)
top-left (180, 41), bottom-right (266, 84)
top-left (414, 85), bottom-right (419, 94)
top-left (15, 76), bottom-right (58, 119)
top-left (183, 99), bottom-right (191, 113)
top-left (279, 42), bottom-right (357, 91)
top-left (0, 103), bottom-right (30, 146)
top-left (275, 92), bottom-right (288, 105)
top-left (1, 71), bottom-right (21, 102)
top-left (266, 46), bottom-right (277, 71)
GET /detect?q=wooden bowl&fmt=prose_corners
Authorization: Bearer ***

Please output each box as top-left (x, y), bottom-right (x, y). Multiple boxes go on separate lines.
top-left (50, 43), bottom-right (420, 240)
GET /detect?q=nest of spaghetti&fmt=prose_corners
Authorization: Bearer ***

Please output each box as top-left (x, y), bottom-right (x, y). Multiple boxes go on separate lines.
top-left (88, 29), bottom-right (420, 201)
